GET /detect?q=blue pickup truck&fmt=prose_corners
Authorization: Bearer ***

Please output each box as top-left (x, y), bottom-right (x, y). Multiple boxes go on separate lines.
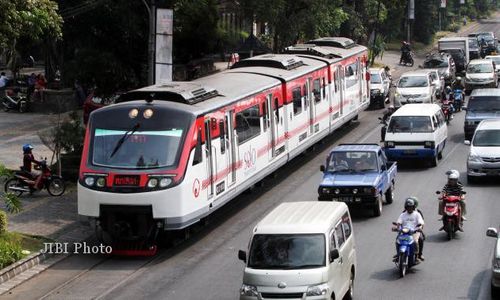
top-left (318, 144), bottom-right (397, 217)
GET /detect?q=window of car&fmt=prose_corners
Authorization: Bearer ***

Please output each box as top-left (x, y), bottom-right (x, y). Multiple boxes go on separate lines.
top-left (467, 63), bottom-right (494, 73)
top-left (424, 58), bottom-right (448, 68)
top-left (467, 96), bottom-right (500, 111)
top-left (485, 56), bottom-right (500, 65)
top-left (398, 75), bottom-right (428, 88)
top-left (472, 129), bottom-right (500, 146)
top-left (388, 116), bottom-right (433, 133)
top-left (370, 73), bottom-right (382, 84)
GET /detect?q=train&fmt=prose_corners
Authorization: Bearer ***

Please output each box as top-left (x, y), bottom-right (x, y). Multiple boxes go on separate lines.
top-left (77, 37), bottom-right (370, 253)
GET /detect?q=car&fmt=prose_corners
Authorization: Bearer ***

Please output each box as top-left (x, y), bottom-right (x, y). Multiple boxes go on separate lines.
top-left (486, 227), bottom-right (500, 298)
top-left (465, 119), bottom-right (500, 181)
top-left (427, 69), bottom-right (445, 99)
top-left (369, 68), bottom-right (391, 109)
top-left (394, 70), bottom-right (437, 107)
top-left (468, 37), bottom-right (481, 60)
top-left (463, 89), bottom-right (500, 140)
top-left (422, 52), bottom-right (456, 86)
top-left (464, 59), bottom-right (498, 93)
top-left (476, 32), bottom-right (497, 57)
top-left (484, 55), bottom-right (500, 76)
top-left (440, 48), bottom-right (467, 73)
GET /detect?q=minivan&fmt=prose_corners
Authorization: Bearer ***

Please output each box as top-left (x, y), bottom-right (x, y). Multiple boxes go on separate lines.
top-left (394, 70), bottom-right (437, 107)
top-left (463, 89), bottom-right (500, 140)
top-left (238, 202), bottom-right (356, 300)
top-left (464, 59), bottom-right (498, 93)
top-left (384, 103), bottom-right (447, 167)
top-left (464, 119), bottom-right (500, 182)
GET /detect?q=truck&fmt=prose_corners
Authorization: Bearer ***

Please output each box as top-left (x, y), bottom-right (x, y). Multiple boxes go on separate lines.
top-left (438, 37), bottom-right (470, 72)
top-left (317, 144), bottom-right (397, 217)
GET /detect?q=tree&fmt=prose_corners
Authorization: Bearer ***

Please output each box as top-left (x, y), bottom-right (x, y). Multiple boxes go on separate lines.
top-left (0, 0), bottom-right (62, 78)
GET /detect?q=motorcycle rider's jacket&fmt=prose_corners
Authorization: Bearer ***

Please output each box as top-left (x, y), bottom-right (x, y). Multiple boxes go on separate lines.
top-left (23, 153), bottom-right (40, 173)
top-left (397, 211), bottom-right (424, 231)
top-left (442, 182), bottom-right (464, 196)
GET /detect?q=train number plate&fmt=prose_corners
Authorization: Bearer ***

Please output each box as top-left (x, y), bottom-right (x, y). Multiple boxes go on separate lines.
top-left (114, 175), bottom-right (140, 186)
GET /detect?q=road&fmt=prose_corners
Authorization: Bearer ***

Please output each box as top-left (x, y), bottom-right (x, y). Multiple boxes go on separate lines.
top-left (4, 17), bottom-right (500, 300)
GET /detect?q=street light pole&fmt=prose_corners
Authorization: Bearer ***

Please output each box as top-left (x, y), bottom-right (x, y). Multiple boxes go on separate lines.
top-left (141, 0), bottom-right (156, 85)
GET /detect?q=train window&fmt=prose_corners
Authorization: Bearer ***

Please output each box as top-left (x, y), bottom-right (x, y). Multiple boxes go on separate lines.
top-left (193, 128), bottom-right (203, 165)
top-left (262, 102), bottom-right (268, 131)
top-left (313, 79), bottom-right (321, 103)
top-left (274, 98), bottom-right (279, 121)
top-left (219, 120), bottom-right (225, 154)
top-left (345, 63), bottom-right (357, 88)
top-left (292, 87), bottom-right (302, 115)
top-left (322, 78), bottom-right (326, 98)
top-left (236, 105), bottom-right (261, 144)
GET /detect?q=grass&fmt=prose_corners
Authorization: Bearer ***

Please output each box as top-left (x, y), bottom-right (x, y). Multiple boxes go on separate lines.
top-left (0, 232), bottom-right (52, 269)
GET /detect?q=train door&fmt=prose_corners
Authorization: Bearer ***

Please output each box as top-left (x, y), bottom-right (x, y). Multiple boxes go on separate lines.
top-left (337, 66), bottom-right (345, 117)
top-left (204, 119), bottom-right (215, 199)
top-left (225, 110), bottom-right (237, 187)
top-left (307, 78), bottom-right (316, 135)
top-left (265, 93), bottom-right (284, 160)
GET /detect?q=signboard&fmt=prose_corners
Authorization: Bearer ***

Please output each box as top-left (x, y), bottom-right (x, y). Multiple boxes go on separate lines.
top-left (460, 0), bottom-right (465, 4)
top-left (408, 0), bottom-right (415, 20)
top-left (155, 9), bottom-right (173, 83)
top-left (441, 0), bottom-right (446, 8)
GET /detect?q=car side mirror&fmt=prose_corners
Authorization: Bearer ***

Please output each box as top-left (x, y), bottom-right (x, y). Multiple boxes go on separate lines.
top-left (320, 165), bottom-right (325, 172)
top-left (381, 164), bottom-right (387, 171)
top-left (464, 140), bottom-right (471, 145)
top-left (486, 227), bottom-right (498, 238)
top-left (238, 250), bottom-right (247, 263)
top-left (329, 249), bottom-right (340, 263)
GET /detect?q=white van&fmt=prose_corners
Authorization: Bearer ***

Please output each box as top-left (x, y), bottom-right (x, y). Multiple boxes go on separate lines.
top-left (238, 202), bottom-right (356, 300)
top-left (384, 103), bottom-right (447, 167)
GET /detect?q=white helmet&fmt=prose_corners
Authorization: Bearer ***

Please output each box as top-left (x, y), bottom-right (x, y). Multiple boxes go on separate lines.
top-left (447, 169), bottom-right (459, 180)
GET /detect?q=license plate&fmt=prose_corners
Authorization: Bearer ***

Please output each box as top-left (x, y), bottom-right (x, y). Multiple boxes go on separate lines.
top-left (403, 149), bottom-right (416, 154)
top-left (445, 203), bottom-right (457, 207)
top-left (114, 175), bottom-right (140, 186)
top-left (340, 197), bottom-right (352, 202)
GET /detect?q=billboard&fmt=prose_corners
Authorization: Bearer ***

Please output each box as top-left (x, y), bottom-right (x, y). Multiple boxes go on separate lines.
top-left (155, 9), bottom-right (173, 83)
top-left (441, 0), bottom-right (446, 8)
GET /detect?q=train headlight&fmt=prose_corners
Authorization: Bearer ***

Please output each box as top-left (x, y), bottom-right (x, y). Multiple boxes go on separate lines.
top-left (129, 108), bottom-right (139, 119)
top-left (96, 177), bottom-right (106, 187)
top-left (143, 109), bottom-right (154, 119)
top-left (159, 177), bottom-right (172, 187)
top-left (147, 178), bottom-right (159, 188)
top-left (84, 177), bottom-right (95, 186)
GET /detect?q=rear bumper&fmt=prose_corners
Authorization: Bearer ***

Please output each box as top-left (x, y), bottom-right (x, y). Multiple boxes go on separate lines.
top-left (492, 268), bottom-right (500, 288)
top-left (385, 148), bottom-right (436, 160)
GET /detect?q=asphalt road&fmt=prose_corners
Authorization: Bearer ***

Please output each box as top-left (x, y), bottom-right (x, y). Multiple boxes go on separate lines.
top-left (4, 16), bottom-right (500, 300)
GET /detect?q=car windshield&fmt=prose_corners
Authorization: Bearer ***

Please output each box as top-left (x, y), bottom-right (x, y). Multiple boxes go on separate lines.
top-left (467, 96), bottom-right (500, 111)
top-left (478, 34), bottom-right (494, 42)
top-left (424, 59), bottom-right (448, 68)
top-left (327, 151), bottom-right (378, 172)
top-left (387, 116), bottom-right (433, 133)
top-left (486, 57), bottom-right (500, 65)
top-left (248, 234), bottom-right (326, 270)
top-left (398, 76), bottom-right (428, 87)
top-left (467, 63), bottom-right (493, 73)
top-left (469, 39), bottom-right (479, 48)
top-left (92, 128), bottom-right (184, 169)
top-left (473, 129), bottom-right (500, 146)
top-left (370, 73), bottom-right (382, 84)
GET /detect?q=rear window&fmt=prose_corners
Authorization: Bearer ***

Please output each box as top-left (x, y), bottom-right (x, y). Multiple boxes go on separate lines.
top-left (388, 116), bottom-right (433, 133)
top-left (467, 96), bottom-right (500, 111)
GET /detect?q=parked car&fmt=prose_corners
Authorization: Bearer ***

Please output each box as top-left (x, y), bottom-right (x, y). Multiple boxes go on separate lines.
top-left (422, 52), bottom-right (456, 85)
top-left (464, 59), bottom-right (498, 94)
top-left (465, 119), bottom-right (500, 182)
top-left (484, 55), bottom-right (500, 76)
top-left (486, 227), bottom-right (500, 298)
top-left (440, 48), bottom-right (467, 73)
top-left (369, 68), bottom-right (391, 109)
top-left (394, 70), bottom-right (437, 107)
top-left (468, 37), bottom-right (481, 60)
top-left (463, 88), bottom-right (500, 140)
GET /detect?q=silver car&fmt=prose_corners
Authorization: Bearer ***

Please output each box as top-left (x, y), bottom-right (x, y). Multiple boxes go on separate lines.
top-left (465, 119), bottom-right (500, 182)
top-left (486, 227), bottom-right (500, 298)
top-left (369, 68), bottom-right (391, 109)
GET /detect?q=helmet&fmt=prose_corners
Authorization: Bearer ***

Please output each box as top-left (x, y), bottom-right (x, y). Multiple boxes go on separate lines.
top-left (404, 198), bottom-right (416, 210)
top-left (406, 196), bottom-right (419, 208)
top-left (389, 104), bottom-right (395, 110)
top-left (456, 76), bottom-right (462, 81)
top-left (447, 169), bottom-right (459, 180)
top-left (22, 144), bottom-right (33, 153)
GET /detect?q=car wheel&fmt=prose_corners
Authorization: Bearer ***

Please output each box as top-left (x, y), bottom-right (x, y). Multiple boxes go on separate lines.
top-left (385, 184), bottom-right (394, 204)
top-left (429, 155), bottom-right (438, 167)
top-left (467, 175), bottom-right (476, 184)
top-left (492, 283), bottom-right (500, 298)
top-left (373, 195), bottom-right (383, 217)
top-left (343, 271), bottom-right (354, 300)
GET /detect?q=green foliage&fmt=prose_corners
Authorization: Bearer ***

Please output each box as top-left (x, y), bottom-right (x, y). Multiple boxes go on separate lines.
top-left (0, 211), bottom-right (7, 235)
top-left (3, 193), bottom-right (22, 215)
top-left (369, 35), bottom-right (386, 66)
top-left (0, 236), bottom-right (23, 269)
top-left (54, 111), bottom-right (85, 154)
top-left (447, 22), bottom-right (461, 33)
top-left (0, 164), bottom-right (13, 179)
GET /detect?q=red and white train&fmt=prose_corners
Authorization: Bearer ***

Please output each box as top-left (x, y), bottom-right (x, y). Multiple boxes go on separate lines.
top-left (78, 37), bottom-right (370, 250)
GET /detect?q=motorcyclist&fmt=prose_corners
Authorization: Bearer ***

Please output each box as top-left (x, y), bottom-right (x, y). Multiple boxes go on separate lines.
top-left (400, 41), bottom-right (411, 64)
top-left (405, 196), bottom-right (425, 261)
top-left (380, 105), bottom-right (396, 142)
top-left (22, 144), bottom-right (42, 188)
top-left (393, 198), bottom-right (424, 263)
top-left (438, 170), bottom-right (467, 231)
top-left (442, 85), bottom-right (455, 119)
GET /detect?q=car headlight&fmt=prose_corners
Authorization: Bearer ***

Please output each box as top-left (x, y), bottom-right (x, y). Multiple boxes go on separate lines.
top-left (352, 188), bottom-right (358, 194)
top-left (147, 178), bottom-right (159, 188)
top-left (306, 283), bottom-right (329, 296)
top-left (84, 177), bottom-right (95, 186)
top-left (424, 141), bottom-right (435, 148)
top-left (468, 154), bottom-right (481, 163)
top-left (466, 121), bottom-right (476, 125)
top-left (96, 177), bottom-right (106, 188)
top-left (493, 257), bottom-right (500, 269)
top-left (363, 187), bottom-right (375, 194)
top-left (240, 284), bottom-right (258, 297)
top-left (385, 141), bottom-right (395, 148)
top-left (334, 188), bottom-right (340, 194)
top-left (321, 187), bottom-right (331, 194)
top-left (159, 177), bottom-right (172, 187)
top-left (371, 89), bottom-right (381, 94)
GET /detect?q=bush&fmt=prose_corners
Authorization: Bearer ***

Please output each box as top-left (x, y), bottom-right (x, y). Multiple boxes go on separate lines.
top-left (0, 235), bottom-right (23, 269)
top-left (447, 22), bottom-right (461, 33)
top-left (55, 111), bottom-right (85, 155)
top-left (0, 211), bottom-right (7, 235)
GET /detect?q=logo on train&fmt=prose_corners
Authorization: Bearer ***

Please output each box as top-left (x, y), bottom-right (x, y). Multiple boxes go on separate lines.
top-left (243, 146), bottom-right (257, 175)
top-left (193, 178), bottom-right (200, 198)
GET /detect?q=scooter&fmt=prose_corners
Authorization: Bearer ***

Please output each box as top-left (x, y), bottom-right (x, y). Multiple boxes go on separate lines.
top-left (436, 191), bottom-right (466, 240)
top-left (2, 87), bottom-right (28, 113)
top-left (441, 99), bottom-right (453, 124)
top-left (4, 159), bottom-right (65, 197)
top-left (392, 222), bottom-right (422, 277)
top-left (400, 51), bottom-right (414, 67)
top-left (453, 89), bottom-right (464, 112)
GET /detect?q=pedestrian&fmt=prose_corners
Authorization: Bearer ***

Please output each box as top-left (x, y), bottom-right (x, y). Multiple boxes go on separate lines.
top-left (0, 72), bottom-right (8, 91)
top-left (34, 73), bottom-right (47, 102)
top-left (74, 80), bottom-right (86, 107)
top-left (27, 73), bottom-right (36, 101)
top-left (463, 16), bottom-right (467, 26)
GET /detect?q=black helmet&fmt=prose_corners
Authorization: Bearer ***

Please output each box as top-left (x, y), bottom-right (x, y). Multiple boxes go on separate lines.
top-left (404, 198), bottom-right (416, 211)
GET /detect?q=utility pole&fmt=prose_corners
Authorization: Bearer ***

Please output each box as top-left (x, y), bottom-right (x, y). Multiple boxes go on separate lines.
top-left (142, 0), bottom-right (156, 85)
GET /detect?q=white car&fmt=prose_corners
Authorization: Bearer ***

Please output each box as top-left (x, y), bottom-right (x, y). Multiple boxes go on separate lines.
top-left (369, 68), bottom-right (391, 109)
top-left (486, 227), bottom-right (500, 298)
top-left (484, 55), bottom-right (500, 76)
top-left (394, 70), bottom-right (437, 107)
top-left (464, 59), bottom-right (498, 93)
top-left (464, 119), bottom-right (500, 182)
top-left (426, 69), bottom-right (444, 99)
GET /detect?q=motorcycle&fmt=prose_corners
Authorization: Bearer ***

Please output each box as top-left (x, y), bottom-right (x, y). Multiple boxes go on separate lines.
top-left (400, 51), bottom-right (414, 67)
top-left (436, 191), bottom-right (466, 240)
top-left (2, 87), bottom-right (28, 113)
top-left (4, 159), bottom-right (65, 197)
top-left (378, 116), bottom-right (388, 142)
top-left (441, 99), bottom-right (453, 124)
top-left (392, 222), bottom-right (422, 277)
top-left (453, 89), bottom-right (464, 112)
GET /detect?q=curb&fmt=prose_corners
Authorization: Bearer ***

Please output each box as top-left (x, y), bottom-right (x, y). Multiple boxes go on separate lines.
top-left (0, 251), bottom-right (52, 285)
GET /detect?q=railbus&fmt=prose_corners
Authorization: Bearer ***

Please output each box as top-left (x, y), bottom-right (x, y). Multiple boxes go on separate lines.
top-left (77, 37), bottom-right (369, 254)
